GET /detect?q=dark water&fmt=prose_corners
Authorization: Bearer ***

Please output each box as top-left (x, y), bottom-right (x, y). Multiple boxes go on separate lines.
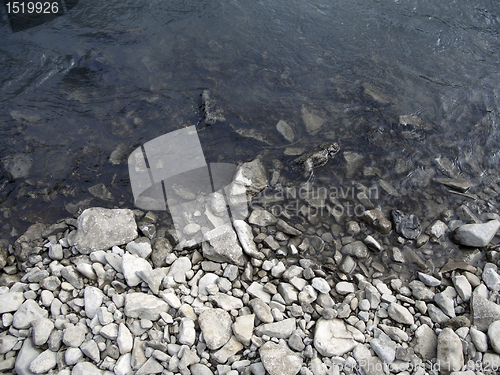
top-left (2, 0), bottom-right (500, 245)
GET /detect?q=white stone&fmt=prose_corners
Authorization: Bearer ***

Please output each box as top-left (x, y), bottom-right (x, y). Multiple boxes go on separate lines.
top-left (0, 292), bottom-right (24, 314)
top-left (118, 323), bottom-right (134, 355)
top-left (314, 319), bottom-right (358, 357)
top-left (453, 220), bottom-right (500, 247)
top-left (247, 282), bottom-right (272, 303)
top-left (84, 286), bottom-right (103, 319)
top-left (12, 299), bottom-right (48, 329)
top-left (312, 278), bottom-right (331, 294)
top-left (470, 326), bottom-right (488, 352)
top-left (387, 303), bottom-right (414, 325)
top-left (453, 275), bottom-right (472, 302)
top-left (122, 253), bottom-right (153, 287)
top-left (178, 318), bottom-right (196, 346)
top-left (437, 328), bottom-right (464, 374)
top-left (488, 320), bottom-right (500, 354)
top-left (29, 349), bottom-right (57, 374)
top-left (256, 318), bottom-right (296, 339)
top-left (32, 318), bottom-right (54, 346)
top-left (259, 341), bottom-right (302, 375)
top-left (232, 314), bottom-right (254, 346)
top-left (199, 308), bottom-right (233, 350)
top-left (233, 220), bottom-right (264, 259)
top-left (124, 293), bottom-right (169, 320)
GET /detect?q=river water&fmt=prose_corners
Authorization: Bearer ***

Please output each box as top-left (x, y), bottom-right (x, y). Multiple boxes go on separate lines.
top-left (1, 0), bottom-right (500, 251)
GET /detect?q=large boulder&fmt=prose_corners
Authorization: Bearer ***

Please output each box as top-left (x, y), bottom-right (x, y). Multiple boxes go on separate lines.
top-left (73, 208), bottom-right (138, 254)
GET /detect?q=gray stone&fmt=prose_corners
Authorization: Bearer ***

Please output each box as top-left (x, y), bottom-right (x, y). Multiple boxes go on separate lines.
top-left (413, 324), bottom-right (437, 361)
top-left (191, 364), bottom-right (214, 375)
top-left (409, 280), bottom-right (435, 301)
top-left (363, 235), bottom-right (383, 252)
top-left (276, 220), bottom-right (301, 236)
top-left (32, 318), bottom-right (54, 346)
top-left (278, 283), bottom-right (298, 305)
top-left (124, 293), bottom-right (168, 320)
top-left (247, 282), bottom-right (272, 303)
top-left (203, 224), bottom-right (246, 266)
top-left (353, 344), bottom-right (383, 375)
top-left (470, 326), bottom-right (488, 352)
top-left (81, 340), bottom-right (100, 363)
top-left (118, 323), bottom-right (134, 355)
top-left (0, 335), bottom-right (18, 354)
top-left (65, 347), bottom-right (83, 366)
top-left (370, 336), bottom-right (396, 363)
top-left (256, 318), bottom-right (296, 339)
top-left (483, 268), bottom-right (500, 292)
top-left (453, 220), bottom-right (500, 247)
top-left (199, 308), bottom-right (232, 350)
top-left (126, 237), bottom-right (152, 258)
top-left (418, 272), bottom-right (441, 287)
top-left (426, 220), bottom-right (448, 239)
top-left (259, 341), bottom-right (302, 375)
top-left (61, 265), bottom-right (84, 289)
top-left (151, 237), bottom-right (173, 268)
top-left (115, 353), bottom-right (134, 375)
top-left (488, 320), bottom-right (500, 354)
top-left (470, 294), bottom-right (500, 331)
top-left (13, 299), bottom-right (48, 329)
top-left (434, 293), bottom-right (456, 318)
top-left (136, 357), bottom-right (164, 375)
top-left (73, 208), bottom-right (138, 253)
top-left (63, 324), bottom-right (86, 348)
top-left (312, 278), bottom-right (331, 294)
top-left (212, 336), bottom-right (244, 364)
top-left (210, 293), bottom-right (244, 311)
top-left (249, 298), bottom-right (273, 323)
top-left (29, 349), bottom-right (57, 374)
top-left (427, 304), bottom-right (450, 324)
top-left (233, 220), bottom-right (264, 259)
top-left (248, 209), bottom-right (277, 227)
top-left (387, 303), bottom-right (414, 325)
top-left (166, 256), bottom-right (191, 284)
top-left (84, 286), bottom-right (103, 319)
top-left (71, 362), bottom-right (104, 375)
top-left (335, 281), bottom-right (355, 295)
top-left (452, 275), bottom-right (472, 302)
top-left (341, 241), bottom-right (369, 259)
top-left (314, 318), bottom-right (358, 357)
top-left (14, 338), bottom-right (42, 375)
top-left (436, 328), bottom-right (464, 374)
top-left (276, 120), bottom-right (295, 142)
top-left (0, 292), bottom-right (24, 314)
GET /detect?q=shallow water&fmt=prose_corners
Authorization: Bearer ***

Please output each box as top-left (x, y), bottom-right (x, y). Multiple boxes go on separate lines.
top-left (1, 0), bottom-right (500, 251)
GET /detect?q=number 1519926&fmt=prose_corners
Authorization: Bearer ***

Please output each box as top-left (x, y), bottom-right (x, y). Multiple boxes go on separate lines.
top-left (6, 2), bottom-right (59, 14)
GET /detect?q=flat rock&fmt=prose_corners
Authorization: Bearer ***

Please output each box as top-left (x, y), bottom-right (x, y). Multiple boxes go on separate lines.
top-left (212, 336), bottom-right (244, 364)
top-left (426, 220), bottom-right (448, 239)
top-left (413, 324), bottom-right (437, 361)
top-left (388, 303), bottom-right (414, 325)
top-left (0, 292), bottom-right (24, 314)
top-left (13, 299), bottom-right (48, 329)
top-left (437, 328), bottom-right (464, 374)
top-left (198, 308), bottom-right (233, 350)
top-left (248, 209), bottom-right (277, 227)
top-left (71, 362), bottom-right (103, 375)
top-left (470, 294), bottom-right (500, 331)
top-left (249, 298), bottom-right (273, 323)
top-left (14, 338), bottom-right (42, 375)
top-left (73, 208), bottom-right (138, 254)
top-left (256, 318), bottom-right (296, 339)
top-left (314, 318), bottom-right (358, 357)
top-left (203, 224), bottom-right (246, 266)
top-left (247, 282), bottom-right (272, 303)
top-left (259, 341), bottom-right (302, 375)
top-left (453, 220), bottom-right (500, 247)
top-left (124, 293), bottom-right (169, 320)
top-left (276, 220), bottom-right (301, 236)
top-left (391, 210), bottom-right (421, 240)
top-left (136, 357), bottom-right (164, 375)
top-left (210, 293), bottom-right (244, 311)
top-left (30, 349), bottom-right (57, 373)
top-left (452, 275), bottom-right (472, 302)
top-left (276, 120), bottom-right (295, 142)
top-left (63, 324), bottom-right (86, 348)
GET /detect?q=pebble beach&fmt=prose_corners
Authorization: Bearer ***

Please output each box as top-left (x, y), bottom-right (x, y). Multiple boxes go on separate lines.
top-left (2, 156), bottom-right (500, 375)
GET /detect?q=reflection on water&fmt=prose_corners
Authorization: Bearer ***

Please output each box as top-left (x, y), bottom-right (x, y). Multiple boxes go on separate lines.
top-left (1, 0), bottom-right (500, 261)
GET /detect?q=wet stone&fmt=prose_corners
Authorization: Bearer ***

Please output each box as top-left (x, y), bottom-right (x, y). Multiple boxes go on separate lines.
top-left (341, 241), bottom-right (368, 259)
top-left (453, 220), bottom-right (500, 247)
top-left (360, 209), bottom-right (392, 235)
top-left (391, 210), bottom-right (421, 240)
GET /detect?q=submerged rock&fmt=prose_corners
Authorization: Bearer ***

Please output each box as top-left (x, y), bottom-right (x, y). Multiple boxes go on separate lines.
top-left (360, 209), bottom-right (392, 235)
top-left (276, 120), bottom-right (295, 142)
top-left (391, 210), bottom-right (421, 240)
